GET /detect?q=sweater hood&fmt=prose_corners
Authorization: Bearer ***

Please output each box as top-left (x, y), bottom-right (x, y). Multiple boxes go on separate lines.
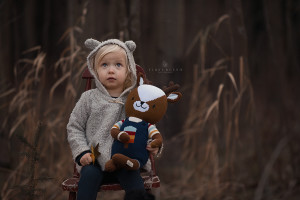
top-left (85, 38), bottom-right (137, 99)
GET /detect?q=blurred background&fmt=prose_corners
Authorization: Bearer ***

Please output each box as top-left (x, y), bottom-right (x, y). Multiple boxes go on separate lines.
top-left (0, 0), bottom-right (299, 199)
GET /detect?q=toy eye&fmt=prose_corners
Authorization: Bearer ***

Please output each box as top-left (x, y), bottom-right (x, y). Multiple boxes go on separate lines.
top-left (131, 97), bottom-right (134, 100)
top-left (152, 104), bottom-right (156, 108)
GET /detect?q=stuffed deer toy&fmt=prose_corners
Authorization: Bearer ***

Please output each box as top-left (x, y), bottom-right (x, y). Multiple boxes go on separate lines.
top-left (105, 74), bottom-right (182, 171)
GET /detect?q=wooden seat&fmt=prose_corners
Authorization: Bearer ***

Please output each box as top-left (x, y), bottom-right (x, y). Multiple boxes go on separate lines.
top-left (62, 174), bottom-right (160, 191)
top-left (61, 65), bottom-right (160, 200)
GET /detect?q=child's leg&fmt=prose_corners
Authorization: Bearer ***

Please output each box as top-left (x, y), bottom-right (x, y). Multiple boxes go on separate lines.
top-left (116, 169), bottom-right (155, 200)
top-left (116, 169), bottom-right (144, 192)
top-left (77, 164), bottom-right (103, 200)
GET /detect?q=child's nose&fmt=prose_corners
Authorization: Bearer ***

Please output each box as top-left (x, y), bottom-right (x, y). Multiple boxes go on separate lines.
top-left (108, 65), bottom-right (115, 73)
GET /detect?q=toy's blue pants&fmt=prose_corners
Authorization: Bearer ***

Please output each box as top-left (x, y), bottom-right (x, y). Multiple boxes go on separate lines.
top-left (77, 162), bottom-right (145, 200)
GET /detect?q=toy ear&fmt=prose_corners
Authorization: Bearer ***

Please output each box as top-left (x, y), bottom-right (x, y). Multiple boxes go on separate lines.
top-left (125, 41), bottom-right (136, 52)
top-left (136, 72), bottom-right (145, 87)
top-left (167, 92), bottom-right (182, 103)
top-left (85, 38), bottom-right (100, 50)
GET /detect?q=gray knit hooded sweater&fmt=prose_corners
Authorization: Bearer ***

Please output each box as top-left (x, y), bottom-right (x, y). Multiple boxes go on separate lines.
top-left (67, 39), bottom-right (137, 170)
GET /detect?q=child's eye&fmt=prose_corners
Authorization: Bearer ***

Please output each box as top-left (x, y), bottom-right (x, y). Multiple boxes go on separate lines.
top-left (116, 63), bottom-right (122, 67)
top-left (102, 63), bottom-right (108, 67)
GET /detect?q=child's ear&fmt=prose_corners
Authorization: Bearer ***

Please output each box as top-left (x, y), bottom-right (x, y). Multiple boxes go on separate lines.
top-left (136, 72), bottom-right (145, 87)
top-left (167, 92), bottom-right (182, 103)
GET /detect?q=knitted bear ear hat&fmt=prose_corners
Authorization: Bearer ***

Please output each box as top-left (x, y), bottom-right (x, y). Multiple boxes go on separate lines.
top-left (84, 38), bottom-right (137, 97)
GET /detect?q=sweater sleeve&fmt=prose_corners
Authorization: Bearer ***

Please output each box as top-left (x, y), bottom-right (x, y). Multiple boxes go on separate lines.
top-left (67, 91), bottom-right (91, 161)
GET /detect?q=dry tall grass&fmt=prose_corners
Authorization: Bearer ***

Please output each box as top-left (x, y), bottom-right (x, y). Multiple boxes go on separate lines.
top-left (155, 12), bottom-right (299, 200)
top-left (158, 15), bottom-right (256, 200)
top-left (1, 7), bottom-right (298, 200)
top-left (0, 13), bottom-right (254, 200)
top-left (0, 13), bottom-right (88, 200)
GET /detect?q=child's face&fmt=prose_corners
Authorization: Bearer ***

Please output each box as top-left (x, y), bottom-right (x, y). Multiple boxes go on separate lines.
top-left (96, 50), bottom-right (128, 94)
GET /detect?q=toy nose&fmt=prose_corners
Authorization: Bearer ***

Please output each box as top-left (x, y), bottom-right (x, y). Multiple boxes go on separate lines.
top-left (140, 101), bottom-right (145, 105)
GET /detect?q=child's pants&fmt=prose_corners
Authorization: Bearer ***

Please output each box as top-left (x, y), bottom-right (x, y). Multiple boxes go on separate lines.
top-left (77, 162), bottom-right (145, 200)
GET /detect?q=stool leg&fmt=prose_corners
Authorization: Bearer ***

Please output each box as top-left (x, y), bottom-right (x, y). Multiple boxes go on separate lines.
top-left (69, 191), bottom-right (76, 200)
top-left (151, 187), bottom-right (160, 200)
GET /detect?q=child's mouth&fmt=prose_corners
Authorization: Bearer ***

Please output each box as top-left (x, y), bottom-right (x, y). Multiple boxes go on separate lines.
top-left (107, 77), bottom-right (116, 81)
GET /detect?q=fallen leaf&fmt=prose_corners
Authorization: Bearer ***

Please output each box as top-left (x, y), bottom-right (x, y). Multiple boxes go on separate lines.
top-left (90, 143), bottom-right (100, 165)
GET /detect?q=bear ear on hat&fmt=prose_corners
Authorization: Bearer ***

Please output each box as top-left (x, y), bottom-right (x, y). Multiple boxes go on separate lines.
top-left (85, 38), bottom-right (100, 50)
top-left (125, 41), bottom-right (136, 52)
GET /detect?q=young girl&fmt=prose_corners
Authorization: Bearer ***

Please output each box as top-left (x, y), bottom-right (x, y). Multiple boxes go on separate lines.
top-left (67, 39), bottom-right (156, 200)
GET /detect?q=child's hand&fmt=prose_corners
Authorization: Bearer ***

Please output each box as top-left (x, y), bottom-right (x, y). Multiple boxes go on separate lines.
top-left (146, 144), bottom-right (159, 156)
top-left (80, 153), bottom-right (92, 166)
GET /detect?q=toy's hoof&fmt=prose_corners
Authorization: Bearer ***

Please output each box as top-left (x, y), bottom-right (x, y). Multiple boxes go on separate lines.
top-left (112, 154), bottom-right (140, 170)
top-left (119, 132), bottom-right (130, 143)
top-left (104, 159), bottom-right (117, 172)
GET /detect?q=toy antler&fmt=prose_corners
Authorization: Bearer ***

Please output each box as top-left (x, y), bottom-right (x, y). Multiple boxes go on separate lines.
top-left (163, 81), bottom-right (180, 95)
top-left (163, 81), bottom-right (182, 103)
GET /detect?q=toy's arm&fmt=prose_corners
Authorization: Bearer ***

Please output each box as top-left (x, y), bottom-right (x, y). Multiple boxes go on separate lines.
top-left (111, 120), bottom-right (130, 143)
top-left (150, 134), bottom-right (163, 148)
top-left (148, 124), bottom-right (163, 148)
